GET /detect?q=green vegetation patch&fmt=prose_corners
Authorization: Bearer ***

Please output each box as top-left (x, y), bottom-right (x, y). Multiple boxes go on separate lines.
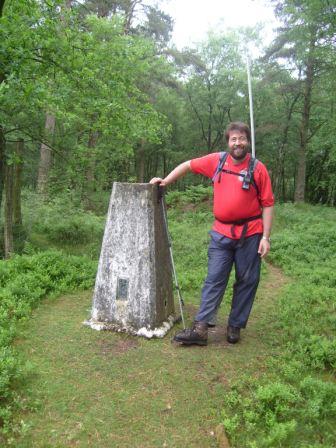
top-left (222, 203), bottom-right (336, 447)
top-left (0, 251), bottom-right (96, 435)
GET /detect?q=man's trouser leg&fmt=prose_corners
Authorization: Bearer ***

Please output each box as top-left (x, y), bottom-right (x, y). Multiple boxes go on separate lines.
top-left (228, 234), bottom-right (262, 328)
top-left (195, 231), bottom-right (234, 323)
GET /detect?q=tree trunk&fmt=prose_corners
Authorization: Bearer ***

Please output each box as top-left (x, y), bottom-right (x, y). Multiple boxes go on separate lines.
top-left (0, 125), bottom-right (5, 220)
top-left (37, 113), bottom-right (56, 195)
top-left (86, 130), bottom-right (98, 188)
top-left (274, 93), bottom-right (300, 201)
top-left (0, 0), bottom-right (5, 18)
top-left (123, 0), bottom-right (140, 34)
top-left (0, 3), bottom-right (6, 218)
top-left (13, 139), bottom-right (23, 226)
top-left (83, 129), bottom-right (98, 209)
top-left (4, 163), bottom-right (14, 258)
top-left (294, 33), bottom-right (315, 203)
top-left (136, 140), bottom-right (145, 182)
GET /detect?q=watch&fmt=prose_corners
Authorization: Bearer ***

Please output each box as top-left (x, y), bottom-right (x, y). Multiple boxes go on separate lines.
top-left (262, 236), bottom-right (271, 242)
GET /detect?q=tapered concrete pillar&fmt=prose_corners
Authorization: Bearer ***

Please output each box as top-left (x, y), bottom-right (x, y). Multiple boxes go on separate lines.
top-left (85, 183), bottom-right (177, 338)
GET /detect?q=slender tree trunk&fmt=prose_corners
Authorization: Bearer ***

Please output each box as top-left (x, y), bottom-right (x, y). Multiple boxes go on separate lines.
top-left (123, 0), bottom-right (140, 34)
top-left (208, 103), bottom-right (212, 151)
top-left (207, 79), bottom-right (213, 151)
top-left (162, 153), bottom-right (167, 177)
top-left (37, 113), bottom-right (56, 195)
top-left (0, 125), bottom-right (5, 219)
top-left (0, 0), bottom-right (5, 18)
top-left (4, 163), bottom-right (14, 258)
top-left (0, 3), bottom-right (6, 218)
top-left (13, 139), bottom-right (23, 225)
top-left (136, 139), bottom-right (145, 182)
top-left (86, 130), bottom-right (98, 188)
top-left (83, 129), bottom-right (98, 208)
top-left (294, 33), bottom-right (315, 203)
top-left (274, 93), bottom-right (300, 201)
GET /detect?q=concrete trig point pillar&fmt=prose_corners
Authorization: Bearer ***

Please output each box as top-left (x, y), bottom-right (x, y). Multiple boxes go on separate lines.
top-left (86, 182), bottom-right (178, 338)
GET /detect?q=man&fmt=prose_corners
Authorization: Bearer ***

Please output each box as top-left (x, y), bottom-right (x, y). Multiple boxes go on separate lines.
top-left (150, 122), bottom-right (274, 345)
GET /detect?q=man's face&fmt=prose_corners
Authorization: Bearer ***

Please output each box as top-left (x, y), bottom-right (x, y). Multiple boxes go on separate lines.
top-left (228, 130), bottom-right (250, 161)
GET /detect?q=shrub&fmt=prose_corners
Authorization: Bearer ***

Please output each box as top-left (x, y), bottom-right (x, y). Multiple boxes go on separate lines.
top-left (223, 203), bottom-right (336, 447)
top-left (0, 250), bottom-right (96, 433)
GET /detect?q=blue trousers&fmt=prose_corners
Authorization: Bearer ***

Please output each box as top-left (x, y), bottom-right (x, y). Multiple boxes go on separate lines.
top-left (195, 231), bottom-right (262, 328)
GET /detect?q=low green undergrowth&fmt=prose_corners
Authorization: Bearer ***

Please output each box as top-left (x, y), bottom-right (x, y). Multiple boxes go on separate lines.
top-left (2, 189), bottom-right (336, 446)
top-left (222, 203), bottom-right (336, 447)
top-left (166, 184), bottom-right (212, 207)
top-left (0, 251), bottom-right (96, 434)
top-left (24, 192), bottom-right (104, 245)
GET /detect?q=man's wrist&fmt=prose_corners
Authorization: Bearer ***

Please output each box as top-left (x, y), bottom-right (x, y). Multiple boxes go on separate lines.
top-left (262, 235), bottom-right (271, 242)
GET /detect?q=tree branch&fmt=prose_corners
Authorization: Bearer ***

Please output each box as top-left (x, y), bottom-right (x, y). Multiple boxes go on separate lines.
top-left (186, 89), bottom-right (207, 144)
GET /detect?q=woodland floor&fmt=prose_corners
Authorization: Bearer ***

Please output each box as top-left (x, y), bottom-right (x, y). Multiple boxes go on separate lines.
top-left (11, 263), bottom-right (288, 448)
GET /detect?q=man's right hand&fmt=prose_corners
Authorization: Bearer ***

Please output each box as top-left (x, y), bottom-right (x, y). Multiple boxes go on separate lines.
top-left (149, 177), bottom-right (166, 186)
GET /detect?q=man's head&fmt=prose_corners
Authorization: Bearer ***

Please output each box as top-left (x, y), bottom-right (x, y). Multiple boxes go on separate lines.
top-left (225, 122), bottom-right (251, 162)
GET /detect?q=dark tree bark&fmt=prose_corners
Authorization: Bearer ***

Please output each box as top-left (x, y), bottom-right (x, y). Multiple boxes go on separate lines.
top-left (83, 129), bottom-right (99, 209)
top-left (274, 92), bottom-right (301, 201)
top-left (37, 113), bottom-right (56, 195)
top-left (123, 0), bottom-right (140, 34)
top-left (0, 0), bottom-right (5, 17)
top-left (294, 31), bottom-right (316, 203)
top-left (13, 139), bottom-right (24, 226)
top-left (0, 0), bottom-right (6, 217)
top-left (4, 163), bottom-right (14, 258)
top-left (0, 125), bottom-right (5, 219)
top-left (136, 139), bottom-right (145, 182)
top-left (86, 129), bottom-right (98, 188)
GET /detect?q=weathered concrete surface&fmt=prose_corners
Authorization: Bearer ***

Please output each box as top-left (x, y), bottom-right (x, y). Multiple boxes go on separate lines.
top-left (87, 183), bottom-right (176, 337)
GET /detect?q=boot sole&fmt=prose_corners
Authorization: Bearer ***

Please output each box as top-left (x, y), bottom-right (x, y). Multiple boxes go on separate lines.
top-left (173, 338), bottom-right (208, 346)
top-left (227, 338), bottom-right (239, 344)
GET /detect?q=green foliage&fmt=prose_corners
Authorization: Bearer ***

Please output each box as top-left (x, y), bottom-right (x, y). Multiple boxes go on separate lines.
top-left (166, 184), bottom-right (212, 206)
top-left (19, 190), bottom-right (105, 256)
top-left (0, 250), bottom-right (96, 432)
top-left (269, 204), bottom-right (336, 371)
top-left (1, 0), bottom-right (171, 197)
top-left (223, 376), bottom-right (336, 447)
top-left (222, 203), bottom-right (336, 447)
top-left (35, 212), bottom-right (104, 246)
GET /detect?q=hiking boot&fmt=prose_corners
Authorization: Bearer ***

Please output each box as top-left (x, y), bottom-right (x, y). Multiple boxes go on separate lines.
top-left (227, 325), bottom-right (240, 344)
top-left (173, 321), bottom-right (208, 346)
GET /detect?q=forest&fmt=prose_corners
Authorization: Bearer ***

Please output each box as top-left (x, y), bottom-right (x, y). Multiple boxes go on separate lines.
top-left (1, 0), bottom-right (336, 258)
top-left (1, 1), bottom-right (336, 446)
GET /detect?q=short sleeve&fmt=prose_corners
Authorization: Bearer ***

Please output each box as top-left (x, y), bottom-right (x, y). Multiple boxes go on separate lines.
top-left (190, 153), bottom-right (221, 179)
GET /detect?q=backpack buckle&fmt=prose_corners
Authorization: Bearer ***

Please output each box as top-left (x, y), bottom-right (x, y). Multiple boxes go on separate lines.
top-left (242, 172), bottom-right (251, 190)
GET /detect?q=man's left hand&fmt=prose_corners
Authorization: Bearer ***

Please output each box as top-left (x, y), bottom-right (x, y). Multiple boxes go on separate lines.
top-left (258, 239), bottom-right (270, 258)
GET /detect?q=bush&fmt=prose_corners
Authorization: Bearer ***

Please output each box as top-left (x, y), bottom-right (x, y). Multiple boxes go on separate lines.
top-left (222, 203), bottom-right (336, 447)
top-left (0, 250), bottom-right (97, 433)
top-left (166, 185), bottom-right (212, 206)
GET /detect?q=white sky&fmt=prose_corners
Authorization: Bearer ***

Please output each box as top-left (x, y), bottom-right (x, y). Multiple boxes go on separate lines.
top-left (159, 0), bottom-right (278, 50)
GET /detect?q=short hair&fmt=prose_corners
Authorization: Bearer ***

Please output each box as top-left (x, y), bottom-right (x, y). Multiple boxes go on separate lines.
top-left (225, 122), bottom-right (251, 143)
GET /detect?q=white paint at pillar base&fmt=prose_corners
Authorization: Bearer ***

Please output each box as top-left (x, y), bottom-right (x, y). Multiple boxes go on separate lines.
top-left (83, 314), bottom-right (178, 339)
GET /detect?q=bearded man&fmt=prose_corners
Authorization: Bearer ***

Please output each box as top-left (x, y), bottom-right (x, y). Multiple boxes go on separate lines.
top-left (150, 122), bottom-right (274, 345)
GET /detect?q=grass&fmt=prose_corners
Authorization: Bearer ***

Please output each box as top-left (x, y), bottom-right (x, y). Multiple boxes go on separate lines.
top-left (4, 192), bottom-right (336, 447)
top-left (7, 201), bottom-right (287, 447)
top-left (11, 264), bottom-right (283, 447)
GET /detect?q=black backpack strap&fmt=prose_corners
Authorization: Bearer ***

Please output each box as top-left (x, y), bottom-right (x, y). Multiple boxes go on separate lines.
top-left (212, 151), bottom-right (228, 183)
top-left (242, 157), bottom-right (259, 194)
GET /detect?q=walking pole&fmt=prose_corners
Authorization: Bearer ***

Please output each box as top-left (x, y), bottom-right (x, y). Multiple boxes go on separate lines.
top-left (246, 55), bottom-right (256, 158)
top-left (158, 185), bottom-right (186, 330)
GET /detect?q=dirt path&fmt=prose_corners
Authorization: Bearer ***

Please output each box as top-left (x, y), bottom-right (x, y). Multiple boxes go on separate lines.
top-left (11, 263), bottom-right (288, 448)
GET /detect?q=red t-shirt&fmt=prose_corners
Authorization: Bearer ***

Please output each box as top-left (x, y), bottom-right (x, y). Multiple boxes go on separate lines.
top-left (190, 152), bottom-right (274, 239)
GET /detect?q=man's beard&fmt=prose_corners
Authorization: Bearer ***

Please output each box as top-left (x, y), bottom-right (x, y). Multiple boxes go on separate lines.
top-left (230, 143), bottom-right (250, 161)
